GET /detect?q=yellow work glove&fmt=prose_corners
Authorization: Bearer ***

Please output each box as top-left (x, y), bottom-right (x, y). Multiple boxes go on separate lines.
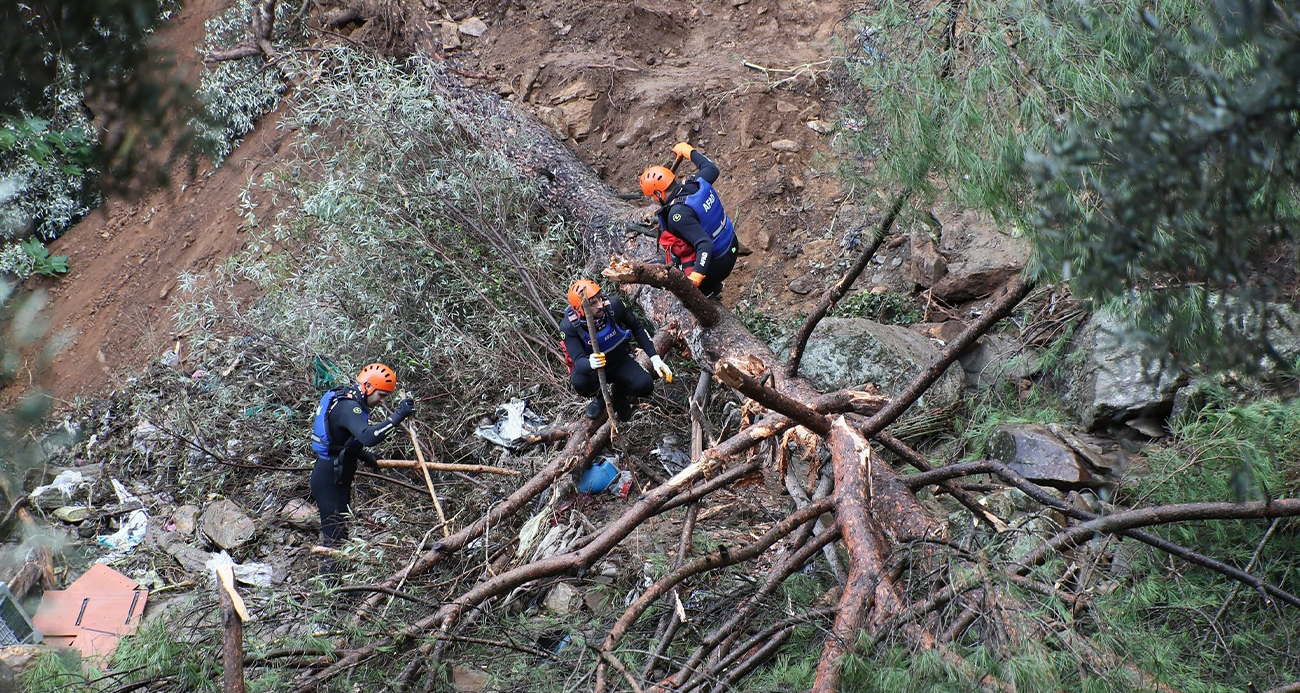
top-left (650, 355), bottom-right (673, 383)
top-left (673, 142), bottom-right (696, 160)
top-left (589, 352), bottom-right (607, 369)
top-left (687, 272), bottom-right (705, 287)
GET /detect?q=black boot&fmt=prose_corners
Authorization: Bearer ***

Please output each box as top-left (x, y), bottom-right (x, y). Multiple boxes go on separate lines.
top-left (585, 398), bottom-right (606, 419)
top-left (613, 396), bottom-right (636, 422)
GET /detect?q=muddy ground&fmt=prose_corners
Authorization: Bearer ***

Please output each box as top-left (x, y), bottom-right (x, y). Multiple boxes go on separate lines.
top-left (28, 0), bottom-right (880, 404)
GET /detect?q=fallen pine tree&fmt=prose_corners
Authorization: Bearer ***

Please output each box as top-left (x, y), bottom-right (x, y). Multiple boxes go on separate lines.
top-left (263, 53), bottom-right (1300, 693)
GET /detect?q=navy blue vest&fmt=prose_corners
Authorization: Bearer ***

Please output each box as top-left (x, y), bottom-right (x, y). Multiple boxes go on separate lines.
top-left (310, 387), bottom-right (365, 459)
top-left (565, 305), bottom-right (632, 354)
top-left (661, 178), bottom-right (736, 252)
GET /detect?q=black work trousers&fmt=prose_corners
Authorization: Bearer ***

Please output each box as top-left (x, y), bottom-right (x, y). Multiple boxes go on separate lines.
top-left (310, 451), bottom-right (359, 546)
top-left (682, 240), bottom-right (738, 298)
top-left (569, 349), bottom-right (654, 405)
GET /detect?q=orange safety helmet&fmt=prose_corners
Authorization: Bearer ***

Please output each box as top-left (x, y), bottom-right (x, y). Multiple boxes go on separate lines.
top-left (640, 165), bottom-right (675, 202)
top-left (567, 279), bottom-right (602, 316)
top-left (357, 363), bottom-right (397, 395)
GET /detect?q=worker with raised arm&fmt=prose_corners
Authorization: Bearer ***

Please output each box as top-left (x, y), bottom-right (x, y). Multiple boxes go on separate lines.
top-left (309, 363), bottom-right (415, 553)
top-left (560, 279), bottom-right (672, 422)
top-left (640, 142), bottom-right (739, 298)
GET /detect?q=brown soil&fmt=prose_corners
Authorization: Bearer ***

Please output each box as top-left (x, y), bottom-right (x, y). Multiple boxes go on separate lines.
top-left (27, 0), bottom-right (862, 404)
top-left (21, 0), bottom-right (290, 405)
top-left (453, 0), bottom-right (853, 305)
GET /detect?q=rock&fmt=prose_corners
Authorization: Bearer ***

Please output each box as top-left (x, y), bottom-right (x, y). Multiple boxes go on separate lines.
top-left (543, 582), bottom-right (582, 616)
top-left (1064, 310), bottom-right (1182, 428)
top-left (958, 334), bottom-right (1039, 388)
top-left (905, 233), bottom-right (947, 288)
top-left (928, 204), bottom-right (1030, 301)
top-left (989, 424), bottom-right (1096, 490)
top-left (557, 96), bottom-right (605, 141)
top-left (28, 470), bottom-right (87, 510)
top-left (452, 665), bottom-right (490, 692)
top-left (280, 498), bottom-right (319, 531)
top-left (172, 505), bottom-right (200, 536)
top-left (788, 272), bottom-right (821, 295)
top-left (0, 657), bottom-right (12, 693)
top-left (758, 165), bottom-right (785, 197)
top-left (1126, 417), bottom-right (1166, 438)
top-left (157, 530), bottom-right (214, 573)
top-left (53, 506), bottom-right (90, 523)
top-left (0, 645), bottom-right (78, 681)
top-left (458, 17), bottom-right (488, 37)
top-left (440, 22), bottom-right (461, 50)
top-left (770, 139), bottom-right (801, 152)
top-left (614, 115), bottom-right (648, 148)
top-left (795, 317), bottom-right (964, 409)
top-left (806, 119), bottom-right (833, 134)
top-left (201, 499), bottom-right (256, 550)
top-left (536, 106), bottom-right (569, 140)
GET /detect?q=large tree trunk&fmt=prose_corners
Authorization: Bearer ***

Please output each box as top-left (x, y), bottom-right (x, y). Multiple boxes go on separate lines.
top-left (290, 57), bottom-right (1299, 693)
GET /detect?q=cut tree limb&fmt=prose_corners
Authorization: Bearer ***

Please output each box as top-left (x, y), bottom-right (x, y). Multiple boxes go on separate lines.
top-left (375, 459), bottom-right (521, 475)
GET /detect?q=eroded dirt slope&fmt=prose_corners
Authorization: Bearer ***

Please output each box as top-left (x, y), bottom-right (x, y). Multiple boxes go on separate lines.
top-left (30, 0), bottom-right (861, 404)
top-left (26, 0), bottom-right (287, 404)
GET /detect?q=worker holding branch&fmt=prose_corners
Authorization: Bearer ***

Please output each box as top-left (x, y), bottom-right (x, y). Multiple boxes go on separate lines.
top-left (640, 142), bottom-right (739, 298)
top-left (560, 279), bottom-right (672, 422)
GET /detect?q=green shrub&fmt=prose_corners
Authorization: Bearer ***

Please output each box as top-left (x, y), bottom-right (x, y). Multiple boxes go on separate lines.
top-left (835, 289), bottom-right (922, 325)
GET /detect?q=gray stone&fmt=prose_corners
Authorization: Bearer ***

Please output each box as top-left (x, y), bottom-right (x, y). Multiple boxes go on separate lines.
top-left (452, 665), bottom-right (490, 692)
top-left (0, 656), bottom-right (12, 693)
top-left (958, 334), bottom-right (1039, 388)
top-left (989, 423), bottom-right (1096, 490)
top-left (788, 272), bottom-right (821, 295)
top-left (201, 499), bottom-right (256, 550)
top-left (928, 204), bottom-right (1029, 301)
top-left (280, 498), bottom-right (320, 531)
top-left (157, 530), bottom-right (214, 573)
top-left (1064, 310), bottom-right (1183, 428)
top-left (439, 22), bottom-right (461, 50)
top-left (458, 17), bottom-right (488, 37)
top-left (905, 233), bottom-right (947, 288)
top-left (795, 317), bottom-right (964, 409)
top-left (543, 582), bottom-right (582, 616)
top-left (172, 505), bottom-right (200, 536)
top-left (770, 139), bottom-right (801, 152)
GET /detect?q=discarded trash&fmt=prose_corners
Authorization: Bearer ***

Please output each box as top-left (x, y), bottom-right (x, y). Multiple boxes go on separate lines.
top-left (577, 457), bottom-right (620, 494)
top-left (53, 506), bottom-right (90, 524)
top-left (205, 551), bottom-right (273, 588)
top-left (515, 510), bottom-right (549, 559)
top-left (0, 583), bottom-right (40, 645)
top-left (31, 564), bottom-right (148, 663)
top-left (29, 470), bottom-right (86, 509)
top-left (131, 420), bottom-right (159, 456)
top-left (650, 434), bottom-right (691, 476)
top-left (95, 480), bottom-right (148, 563)
top-left (617, 470), bottom-right (634, 499)
top-left (474, 399), bottom-right (549, 448)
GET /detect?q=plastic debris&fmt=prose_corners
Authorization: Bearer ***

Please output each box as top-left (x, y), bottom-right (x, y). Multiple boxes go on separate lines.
top-left (29, 470), bottom-right (86, 509)
top-left (474, 399), bottom-right (549, 448)
top-left (577, 457), bottom-right (620, 494)
top-left (650, 434), bottom-right (691, 476)
top-left (32, 564), bottom-right (147, 662)
top-left (95, 480), bottom-right (148, 564)
top-left (205, 551), bottom-right (273, 588)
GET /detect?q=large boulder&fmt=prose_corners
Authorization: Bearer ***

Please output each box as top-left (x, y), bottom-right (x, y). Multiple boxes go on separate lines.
top-left (200, 499), bottom-right (257, 551)
top-left (1065, 311), bottom-right (1182, 429)
top-left (958, 333), bottom-right (1039, 388)
top-left (989, 423), bottom-right (1097, 490)
top-left (928, 204), bottom-right (1030, 301)
top-left (796, 317), bottom-right (964, 409)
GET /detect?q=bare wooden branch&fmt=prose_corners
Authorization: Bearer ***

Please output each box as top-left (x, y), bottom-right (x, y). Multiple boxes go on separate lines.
top-left (603, 257), bottom-right (722, 327)
top-left (375, 459), bottom-right (521, 475)
top-left (787, 191), bottom-right (911, 378)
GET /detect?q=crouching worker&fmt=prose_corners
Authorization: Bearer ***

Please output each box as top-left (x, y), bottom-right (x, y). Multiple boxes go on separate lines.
top-left (309, 363), bottom-right (415, 554)
top-left (561, 279), bottom-right (672, 422)
top-left (640, 141), bottom-right (739, 298)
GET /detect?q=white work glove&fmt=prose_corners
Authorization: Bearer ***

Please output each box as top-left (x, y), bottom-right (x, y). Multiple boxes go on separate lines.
top-left (650, 355), bottom-right (673, 383)
top-left (589, 352), bottom-right (607, 369)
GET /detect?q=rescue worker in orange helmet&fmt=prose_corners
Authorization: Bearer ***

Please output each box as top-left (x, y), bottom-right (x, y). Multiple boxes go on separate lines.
top-left (640, 142), bottom-right (739, 298)
top-left (309, 363), bottom-right (415, 551)
top-left (560, 279), bottom-right (672, 421)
